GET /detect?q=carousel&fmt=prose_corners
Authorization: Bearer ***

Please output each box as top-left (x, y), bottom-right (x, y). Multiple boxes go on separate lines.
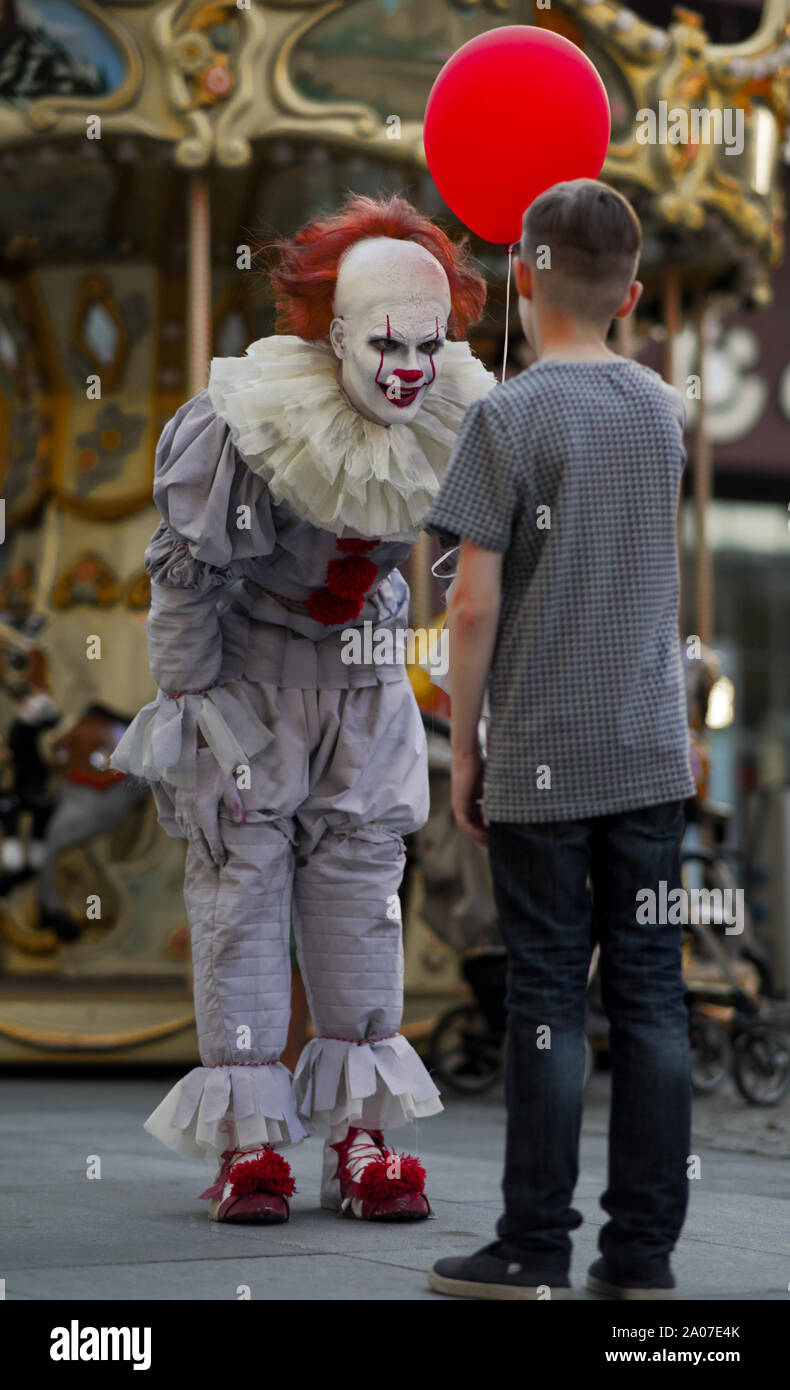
top-left (0, 0), bottom-right (787, 1064)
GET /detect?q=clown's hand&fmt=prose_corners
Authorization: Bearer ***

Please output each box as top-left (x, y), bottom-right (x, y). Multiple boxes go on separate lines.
top-left (173, 748), bottom-right (246, 868)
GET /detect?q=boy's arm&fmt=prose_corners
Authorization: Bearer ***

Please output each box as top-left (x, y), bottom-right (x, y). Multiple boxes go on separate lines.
top-left (447, 540), bottom-right (502, 754)
top-left (422, 393), bottom-right (519, 842)
top-left (447, 541), bottom-right (502, 847)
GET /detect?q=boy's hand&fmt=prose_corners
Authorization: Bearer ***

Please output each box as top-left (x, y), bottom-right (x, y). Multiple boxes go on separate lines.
top-left (451, 748), bottom-right (488, 847)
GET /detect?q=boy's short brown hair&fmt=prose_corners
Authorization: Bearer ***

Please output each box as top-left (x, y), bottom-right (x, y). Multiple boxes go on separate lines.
top-left (520, 179), bottom-right (642, 324)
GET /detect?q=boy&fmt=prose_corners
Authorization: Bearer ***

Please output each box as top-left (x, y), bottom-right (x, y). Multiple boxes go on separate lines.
top-left (424, 179), bottom-right (696, 1300)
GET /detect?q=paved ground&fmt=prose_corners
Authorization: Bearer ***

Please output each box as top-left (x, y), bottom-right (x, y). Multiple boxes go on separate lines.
top-left (1, 1069), bottom-right (788, 1300)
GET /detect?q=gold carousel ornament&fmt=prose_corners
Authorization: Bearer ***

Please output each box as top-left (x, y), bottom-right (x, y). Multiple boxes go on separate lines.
top-left (50, 552), bottom-right (121, 609)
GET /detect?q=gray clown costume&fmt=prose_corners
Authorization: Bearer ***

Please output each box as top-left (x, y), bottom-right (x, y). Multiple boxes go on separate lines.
top-left (112, 330), bottom-right (495, 1167)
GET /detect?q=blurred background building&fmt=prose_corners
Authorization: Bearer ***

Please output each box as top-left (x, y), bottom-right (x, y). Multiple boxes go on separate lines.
top-left (0, 0), bottom-right (789, 1062)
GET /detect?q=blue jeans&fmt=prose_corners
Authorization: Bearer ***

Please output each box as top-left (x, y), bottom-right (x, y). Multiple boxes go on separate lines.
top-left (487, 800), bottom-right (691, 1278)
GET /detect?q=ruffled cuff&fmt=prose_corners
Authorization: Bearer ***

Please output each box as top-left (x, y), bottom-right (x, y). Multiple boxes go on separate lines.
top-left (109, 679), bottom-right (274, 789)
top-left (144, 1064), bottom-right (310, 1159)
top-left (145, 520), bottom-right (242, 590)
top-left (292, 1034), bottom-right (443, 1131)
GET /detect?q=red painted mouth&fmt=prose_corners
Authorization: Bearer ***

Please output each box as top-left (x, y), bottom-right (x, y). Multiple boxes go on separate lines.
top-left (378, 382), bottom-right (423, 408)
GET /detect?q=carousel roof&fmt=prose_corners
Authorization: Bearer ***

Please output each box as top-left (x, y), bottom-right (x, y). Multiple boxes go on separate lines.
top-left (0, 0), bottom-right (788, 300)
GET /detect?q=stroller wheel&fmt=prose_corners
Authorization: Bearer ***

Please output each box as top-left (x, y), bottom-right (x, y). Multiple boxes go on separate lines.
top-left (689, 1013), bottom-right (731, 1094)
top-left (428, 1004), bottom-right (504, 1094)
top-left (732, 1026), bottom-right (790, 1106)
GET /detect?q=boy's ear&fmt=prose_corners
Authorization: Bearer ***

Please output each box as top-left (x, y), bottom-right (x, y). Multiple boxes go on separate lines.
top-left (613, 280), bottom-right (644, 319)
top-left (513, 256), bottom-right (532, 300)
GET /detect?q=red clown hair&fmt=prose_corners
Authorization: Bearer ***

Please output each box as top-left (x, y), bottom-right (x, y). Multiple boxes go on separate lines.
top-left (264, 192), bottom-right (487, 342)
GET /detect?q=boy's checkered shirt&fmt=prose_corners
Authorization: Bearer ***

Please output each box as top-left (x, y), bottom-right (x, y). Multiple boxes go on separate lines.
top-left (424, 357), bottom-right (697, 823)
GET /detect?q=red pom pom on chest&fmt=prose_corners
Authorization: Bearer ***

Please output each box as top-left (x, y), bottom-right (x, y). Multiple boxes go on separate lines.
top-left (326, 555), bottom-right (378, 599)
top-left (307, 589), bottom-right (363, 626)
top-left (306, 537), bottom-right (381, 626)
top-left (336, 537), bottom-right (380, 554)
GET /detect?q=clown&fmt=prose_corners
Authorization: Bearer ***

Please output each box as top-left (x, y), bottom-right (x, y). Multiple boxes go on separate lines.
top-left (112, 194), bottom-right (494, 1223)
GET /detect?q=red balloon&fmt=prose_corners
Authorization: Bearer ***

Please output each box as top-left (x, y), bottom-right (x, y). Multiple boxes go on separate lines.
top-left (424, 26), bottom-right (611, 246)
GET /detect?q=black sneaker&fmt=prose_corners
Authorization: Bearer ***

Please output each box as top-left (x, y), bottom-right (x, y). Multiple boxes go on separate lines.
top-left (586, 1256), bottom-right (676, 1301)
top-left (429, 1241), bottom-right (572, 1301)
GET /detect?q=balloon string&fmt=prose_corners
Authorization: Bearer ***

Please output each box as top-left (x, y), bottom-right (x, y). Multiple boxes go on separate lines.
top-left (501, 241), bottom-right (516, 384)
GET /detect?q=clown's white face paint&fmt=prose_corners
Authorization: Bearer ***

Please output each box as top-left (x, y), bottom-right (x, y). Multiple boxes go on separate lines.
top-left (329, 237), bottom-right (451, 427)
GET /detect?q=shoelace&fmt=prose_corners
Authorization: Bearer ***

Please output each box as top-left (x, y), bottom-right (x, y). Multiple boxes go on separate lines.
top-left (344, 1131), bottom-right (387, 1183)
top-left (218, 1145), bottom-right (270, 1185)
top-left (221, 1145), bottom-right (269, 1167)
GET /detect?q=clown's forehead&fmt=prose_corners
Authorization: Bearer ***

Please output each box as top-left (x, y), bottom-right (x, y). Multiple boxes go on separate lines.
top-left (333, 237), bottom-right (451, 326)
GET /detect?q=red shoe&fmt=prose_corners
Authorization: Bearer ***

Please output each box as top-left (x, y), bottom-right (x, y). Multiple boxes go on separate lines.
top-left (199, 1146), bottom-right (294, 1223)
top-left (326, 1127), bottom-right (431, 1221)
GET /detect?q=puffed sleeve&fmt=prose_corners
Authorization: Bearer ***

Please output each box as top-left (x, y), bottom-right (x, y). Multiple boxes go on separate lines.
top-left (152, 389), bottom-right (276, 568)
top-left (110, 392), bottom-right (276, 791)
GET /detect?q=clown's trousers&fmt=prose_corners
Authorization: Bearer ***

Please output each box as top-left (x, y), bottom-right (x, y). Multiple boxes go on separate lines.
top-left (144, 677), bottom-right (443, 1159)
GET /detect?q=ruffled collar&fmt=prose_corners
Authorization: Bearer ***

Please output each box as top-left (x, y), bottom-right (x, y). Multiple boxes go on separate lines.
top-left (207, 334), bottom-right (496, 541)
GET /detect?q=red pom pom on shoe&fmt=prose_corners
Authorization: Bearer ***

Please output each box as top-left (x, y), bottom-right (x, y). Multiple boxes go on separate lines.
top-left (357, 1153), bottom-right (426, 1201)
top-left (230, 1150), bottom-right (296, 1198)
top-left (326, 555), bottom-right (377, 599)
